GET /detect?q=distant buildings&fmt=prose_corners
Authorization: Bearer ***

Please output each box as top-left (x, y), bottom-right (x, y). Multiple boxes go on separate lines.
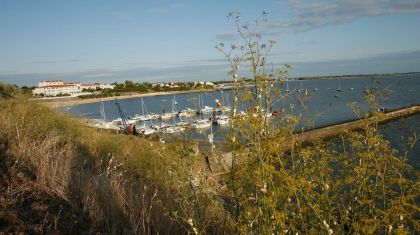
top-left (194, 81), bottom-right (215, 87)
top-left (150, 82), bottom-right (181, 88)
top-left (150, 81), bottom-right (218, 89)
top-left (33, 80), bottom-right (115, 97)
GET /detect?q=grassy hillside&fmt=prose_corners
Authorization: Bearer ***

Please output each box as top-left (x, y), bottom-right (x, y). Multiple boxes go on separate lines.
top-left (0, 97), bottom-right (230, 234)
top-left (1, 85), bottom-right (419, 234)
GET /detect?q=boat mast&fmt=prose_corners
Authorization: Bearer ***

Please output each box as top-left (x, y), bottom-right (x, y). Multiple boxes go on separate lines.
top-left (172, 97), bottom-right (177, 113)
top-left (172, 98), bottom-right (176, 124)
top-left (141, 98), bottom-right (145, 116)
top-left (227, 93), bottom-right (230, 108)
top-left (197, 94), bottom-right (201, 110)
top-left (100, 101), bottom-right (106, 122)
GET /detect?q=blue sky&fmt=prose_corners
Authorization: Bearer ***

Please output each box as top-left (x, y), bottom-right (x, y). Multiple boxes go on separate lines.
top-left (1, 0), bottom-right (420, 86)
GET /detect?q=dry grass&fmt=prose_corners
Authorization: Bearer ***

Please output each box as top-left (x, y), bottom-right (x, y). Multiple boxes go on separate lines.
top-left (0, 98), bottom-right (229, 234)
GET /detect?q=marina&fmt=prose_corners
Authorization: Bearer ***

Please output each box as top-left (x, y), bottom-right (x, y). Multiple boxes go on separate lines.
top-left (65, 75), bottom-right (420, 141)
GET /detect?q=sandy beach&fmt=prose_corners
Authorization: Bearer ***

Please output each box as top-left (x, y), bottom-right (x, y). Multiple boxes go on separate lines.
top-left (36, 89), bottom-right (216, 108)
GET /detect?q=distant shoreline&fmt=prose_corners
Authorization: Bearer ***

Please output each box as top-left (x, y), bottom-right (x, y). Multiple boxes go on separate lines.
top-left (291, 72), bottom-right (420, 81)
top-left (37, 88), bottom-right (215, 108)
top-left (35, 72), bottom-right (420, 108)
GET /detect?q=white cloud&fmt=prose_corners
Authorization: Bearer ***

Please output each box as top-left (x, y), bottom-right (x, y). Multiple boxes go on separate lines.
top-left (216, 0), bottom-right (420, 40)
top-left (277, 0), bottom-right (420, 32)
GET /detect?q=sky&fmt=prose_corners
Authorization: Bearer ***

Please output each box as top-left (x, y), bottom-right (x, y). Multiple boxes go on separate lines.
top-left (1, 0), bottom-right (420, 86)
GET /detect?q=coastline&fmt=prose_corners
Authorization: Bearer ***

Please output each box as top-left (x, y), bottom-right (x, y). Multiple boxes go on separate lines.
top-left (36, 88), bottom-right (215, 108)
top-left (33, 73), bottom-right (420, 109)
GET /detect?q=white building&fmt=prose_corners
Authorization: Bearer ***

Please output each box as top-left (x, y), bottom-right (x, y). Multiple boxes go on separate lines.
top-left (80, 84), bottom-right (99, 90)
top-left (99, 84), bottom-right (115, 89)
top-left (33, 80), bottom-right (115, 97)
top-left (194, 81), bottom-right (215, 87)
top-left (33, 85), bottom-right (81, 96)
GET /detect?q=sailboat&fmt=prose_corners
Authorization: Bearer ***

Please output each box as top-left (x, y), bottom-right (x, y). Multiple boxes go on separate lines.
top-left (132, 98), bottom-right (161, 121)
top-left (336, 79), bottom-right (342, 92)
top-left (173, 94), bottom-right (178, 105)
top-left (160, 98), bottom-right (178, 119)
top-left (162, 125), bottom-right (185, 134)
top-left (138, 118), bottom-right (157, 136)
top-left (198, 93), bottom-right (214, 114)
top-left (297, 80), bottom-right (303, 92)
top-left (216, 91), bottom-right (231, 113)
top-left (132, 98), bottom-right (150, 121)
top-left (163, 113), bottom-right (185, 133)
top-left (214, 114), bottom-right (230, 125)
top-left (178, 108), bottom-right (196, 117)
top-left (95, 101), bottom-right (120, 130)
top-left (285, 79), bottom-right (290, 92)
top-left (192, 118), bottom-right (212, 129)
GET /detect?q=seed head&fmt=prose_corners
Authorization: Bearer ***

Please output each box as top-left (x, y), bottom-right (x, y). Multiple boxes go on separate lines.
top-left (187, 218), bottom-right (193, 226)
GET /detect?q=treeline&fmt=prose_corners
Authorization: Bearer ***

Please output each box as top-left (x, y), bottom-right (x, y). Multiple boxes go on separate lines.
top-left (111, 80), bottom-right (195, 93)
top-left (78, 91), bottom-right (121, 99)
top-left (77, 80), bottom-right (198, 99)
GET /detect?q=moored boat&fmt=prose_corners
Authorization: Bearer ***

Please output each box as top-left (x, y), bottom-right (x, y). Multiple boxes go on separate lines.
top-left (198, 105), bottom-right (214, 115)
top-left (192, 119), bottom-right (212, 129)
top-left (178, 108), bottom-right (196, 117)
top-left (162, 125), bottom-right (185, 134)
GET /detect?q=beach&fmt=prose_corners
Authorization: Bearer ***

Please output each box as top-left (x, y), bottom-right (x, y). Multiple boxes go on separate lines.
top-left (36, 88), bottom-right (215, 108)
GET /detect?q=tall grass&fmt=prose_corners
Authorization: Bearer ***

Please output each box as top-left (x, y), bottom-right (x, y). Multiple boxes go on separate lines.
top-left (213, 12), bottom-right (419, 234)
top-left (0, 97), bottom-right (230, 234)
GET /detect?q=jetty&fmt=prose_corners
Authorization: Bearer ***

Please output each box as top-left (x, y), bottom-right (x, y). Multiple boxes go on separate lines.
top-left (205, 104), bottom-right (420, 175)
top-left (296, 104), bottom-right (420, 144)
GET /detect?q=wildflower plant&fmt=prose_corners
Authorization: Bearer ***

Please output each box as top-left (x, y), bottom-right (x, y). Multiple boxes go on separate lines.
top-left (216, 11), bottom-right (419, 234)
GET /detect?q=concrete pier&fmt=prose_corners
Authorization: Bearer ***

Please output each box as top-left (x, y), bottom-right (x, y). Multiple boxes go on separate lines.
top-left (206, 104), bottom-right (420, 174)
top-left (296, 104), bottom-right (420, 144)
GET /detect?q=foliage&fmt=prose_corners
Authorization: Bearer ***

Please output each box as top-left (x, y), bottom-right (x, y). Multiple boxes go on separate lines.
top-left (215, 11), bottom-right (419, 234)
top-left (0, 82), bottom-right (19, 97)
top-left (0, 97), bottom-right (229, 234)
top-left (78, 91), bottom-right (119, 99)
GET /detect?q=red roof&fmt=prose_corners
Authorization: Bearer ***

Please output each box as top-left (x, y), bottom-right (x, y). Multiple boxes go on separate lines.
top-left (81, 84), bottom-right (99, 86)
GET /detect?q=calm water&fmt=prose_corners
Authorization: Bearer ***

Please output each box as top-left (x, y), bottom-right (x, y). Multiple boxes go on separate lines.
top-left (62, 75), bottom-right (420, 169)
top-left (379, 113), bottom-right (420, 171)
top-left (63, 76), bottom-right (420, 121)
